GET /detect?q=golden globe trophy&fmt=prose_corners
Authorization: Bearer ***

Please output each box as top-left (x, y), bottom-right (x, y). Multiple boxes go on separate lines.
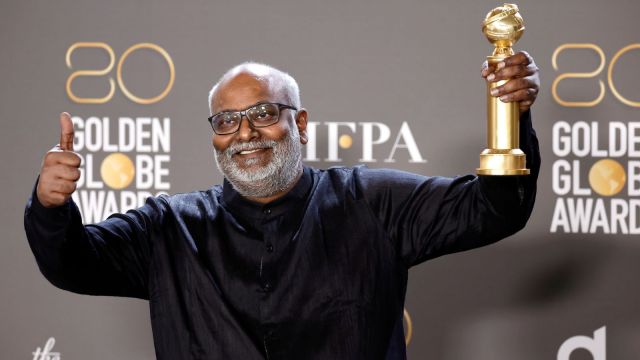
top-left (477, 3), bottom-right (530, 176)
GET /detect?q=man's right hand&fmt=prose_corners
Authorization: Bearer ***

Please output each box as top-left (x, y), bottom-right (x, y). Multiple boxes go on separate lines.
top-left (36, 112), bottom-right (82, 208)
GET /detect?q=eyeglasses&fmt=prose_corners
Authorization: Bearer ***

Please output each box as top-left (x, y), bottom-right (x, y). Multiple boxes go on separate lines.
top-left (207, 102), bottom-right (298, 135)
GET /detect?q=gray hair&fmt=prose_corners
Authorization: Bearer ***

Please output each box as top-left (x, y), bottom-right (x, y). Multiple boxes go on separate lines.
top-left (208, 62), bottom-right (301, 115)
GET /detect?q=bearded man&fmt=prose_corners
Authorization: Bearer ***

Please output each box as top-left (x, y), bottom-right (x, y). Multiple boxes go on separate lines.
top-left (25, 56), bottom-right (540, 359)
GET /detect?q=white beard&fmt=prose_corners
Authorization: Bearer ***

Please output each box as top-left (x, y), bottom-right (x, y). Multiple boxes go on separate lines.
top-left (214, 128), bottom-right (302, 198)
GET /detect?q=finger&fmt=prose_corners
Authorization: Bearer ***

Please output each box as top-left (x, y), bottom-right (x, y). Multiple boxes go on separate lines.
top-left (45, 150), bottom-right (82, 167)
top-left (50, 163), bottom-right (81, 181)
top-left (43, 192), bottom-right (68, 207)
top-left (490, 78), bottom-right (534, 97)
top-left (483, 62), bottom-right (498, 78)
top-left (499, 88), bottom-right (538, 103)
top-left (501, 51), bottom-right (532, 68)
top-left (48, 179), bottom-right (77, 195)
top-left (481, 60), bottom-right (490, 77)
top-left (59, 112), bottom-right (75, 151)
top-left (491, 64), bottom-right (534, 82)
top-left (36, 176), bottom-right (75, 206)
top-left (519, 100), bottom-right (533, 113)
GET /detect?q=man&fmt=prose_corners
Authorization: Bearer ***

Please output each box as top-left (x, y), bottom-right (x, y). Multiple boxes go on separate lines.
top-left (25, 54), bottom-right (540, 359)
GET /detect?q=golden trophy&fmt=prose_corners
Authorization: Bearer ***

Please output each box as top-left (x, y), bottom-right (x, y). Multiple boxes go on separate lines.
top-left (477, 3), bottom-right (530, 176)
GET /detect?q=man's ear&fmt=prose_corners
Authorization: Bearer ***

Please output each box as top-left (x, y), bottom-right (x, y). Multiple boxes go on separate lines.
top-left (295, 109), bottom-right (308, 144)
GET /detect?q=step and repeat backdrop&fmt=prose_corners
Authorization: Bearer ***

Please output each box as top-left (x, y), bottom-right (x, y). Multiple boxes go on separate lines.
top-left (2, 0), bottom-right (639, 359)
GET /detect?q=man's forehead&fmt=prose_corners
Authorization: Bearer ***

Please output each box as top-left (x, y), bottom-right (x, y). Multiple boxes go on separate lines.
top-left (212, 72), bottom-right (282, 112)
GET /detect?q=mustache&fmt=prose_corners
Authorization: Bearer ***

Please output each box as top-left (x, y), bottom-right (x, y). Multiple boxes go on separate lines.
top-left (222, 139), bottom-right (278, 157)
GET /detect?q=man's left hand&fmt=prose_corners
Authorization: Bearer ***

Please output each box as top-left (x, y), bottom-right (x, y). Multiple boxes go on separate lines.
top-left (481, 51), bottom-right (540, 113)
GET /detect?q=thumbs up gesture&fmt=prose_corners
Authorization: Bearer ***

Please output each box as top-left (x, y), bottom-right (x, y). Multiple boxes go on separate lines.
top-left (36, 113), bottom-right (82, 208)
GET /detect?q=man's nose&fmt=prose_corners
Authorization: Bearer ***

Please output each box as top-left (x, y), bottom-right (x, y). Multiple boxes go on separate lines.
top-left (237, 115), bottom-right (258, 141)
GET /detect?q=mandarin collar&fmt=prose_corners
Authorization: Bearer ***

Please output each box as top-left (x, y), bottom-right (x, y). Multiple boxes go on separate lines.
top-left (221, 166), bottom-right (313, 220)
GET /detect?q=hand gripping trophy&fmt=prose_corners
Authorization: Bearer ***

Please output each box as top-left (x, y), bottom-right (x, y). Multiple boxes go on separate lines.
top-left (477, 3), bottom-right (530, 176)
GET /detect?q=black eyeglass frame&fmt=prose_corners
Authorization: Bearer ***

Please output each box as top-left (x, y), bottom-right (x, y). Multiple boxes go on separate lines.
top-left (207, 102), bottom-right (298, 135)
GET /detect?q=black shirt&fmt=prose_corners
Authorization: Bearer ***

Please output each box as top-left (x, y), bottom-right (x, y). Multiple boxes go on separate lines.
top-left (24, 113), bottom-right (539, 359)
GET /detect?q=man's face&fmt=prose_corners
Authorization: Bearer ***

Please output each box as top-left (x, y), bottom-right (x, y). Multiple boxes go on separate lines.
top-left (210, 73), bottom-right (307, 198)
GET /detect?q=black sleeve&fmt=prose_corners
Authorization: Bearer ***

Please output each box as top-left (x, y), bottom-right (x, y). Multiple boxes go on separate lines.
top-left (357, 110), bottom-right (540, 267)
top-left (23, 179), bottom-right (166, 299)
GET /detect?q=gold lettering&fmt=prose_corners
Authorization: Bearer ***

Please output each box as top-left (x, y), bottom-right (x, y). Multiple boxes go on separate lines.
top-left (117, 43), bottom-right (175, 105)
top-left (552, 43), bottom-right (605, 107)
top-left (403, 308), bottom-right (413, 345)
top-left (65, 42), bottom-right (115, 104)
top-left (608, 44), bottom-right (640, 108)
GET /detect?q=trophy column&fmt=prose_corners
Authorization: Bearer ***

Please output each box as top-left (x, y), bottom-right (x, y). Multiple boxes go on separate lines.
top-left (477, 3), bottom-right (530, 176)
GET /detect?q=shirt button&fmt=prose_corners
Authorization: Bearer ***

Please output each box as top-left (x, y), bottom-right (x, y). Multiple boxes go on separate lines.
top-left (266, 243), bottom-right (274, 253)
top-left (263, 282), bottom-right (272, 292)
top-left (263, 208), bottom-right (271, 215)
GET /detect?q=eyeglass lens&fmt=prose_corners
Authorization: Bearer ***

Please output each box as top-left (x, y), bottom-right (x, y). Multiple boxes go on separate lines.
top-left (212, 103), bottom-right (280, 134)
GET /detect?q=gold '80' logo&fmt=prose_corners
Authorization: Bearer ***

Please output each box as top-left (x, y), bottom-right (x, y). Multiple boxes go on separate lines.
top-left (552, 43), bottom-right (640, 107)
top-left (66, 42), bottom-right (175, 104)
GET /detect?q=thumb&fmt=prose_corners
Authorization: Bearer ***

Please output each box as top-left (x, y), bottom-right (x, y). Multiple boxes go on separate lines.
top-left (59, 112), bottom-right (75, 151)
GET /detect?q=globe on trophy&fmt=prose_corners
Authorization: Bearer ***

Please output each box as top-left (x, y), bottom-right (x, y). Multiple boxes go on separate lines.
top-left (477, 3), bottom-right (530, 176)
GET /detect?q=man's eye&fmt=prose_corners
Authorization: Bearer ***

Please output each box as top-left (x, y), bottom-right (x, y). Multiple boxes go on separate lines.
top-left (216, 115), bottom-right (237, 127)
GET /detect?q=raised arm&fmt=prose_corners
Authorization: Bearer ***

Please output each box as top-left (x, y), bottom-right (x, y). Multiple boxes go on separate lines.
top-left (356, 126), bottom-right (538, 268)
top-left (359, 52), bottom-right (540, 267)
top-left (24, 113), bottom-right (162, 299)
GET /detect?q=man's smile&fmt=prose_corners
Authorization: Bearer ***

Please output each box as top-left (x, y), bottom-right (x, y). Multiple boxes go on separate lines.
top-left (232, 147), bottom-right (273, 164)
top-left (238, 149), bottom-right (262, 155)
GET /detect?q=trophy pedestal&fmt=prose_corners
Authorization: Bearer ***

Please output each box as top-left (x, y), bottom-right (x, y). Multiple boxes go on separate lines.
top-left (477, 149), bottom-right (530, 176)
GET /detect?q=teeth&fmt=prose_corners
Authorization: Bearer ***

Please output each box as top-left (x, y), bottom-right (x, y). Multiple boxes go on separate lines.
top-left (239, 149), bottom-right (261, 155)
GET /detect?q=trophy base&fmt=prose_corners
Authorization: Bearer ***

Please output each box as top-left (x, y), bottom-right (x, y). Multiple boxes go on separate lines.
top-left (477, 149), bottom-right (530, 176)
